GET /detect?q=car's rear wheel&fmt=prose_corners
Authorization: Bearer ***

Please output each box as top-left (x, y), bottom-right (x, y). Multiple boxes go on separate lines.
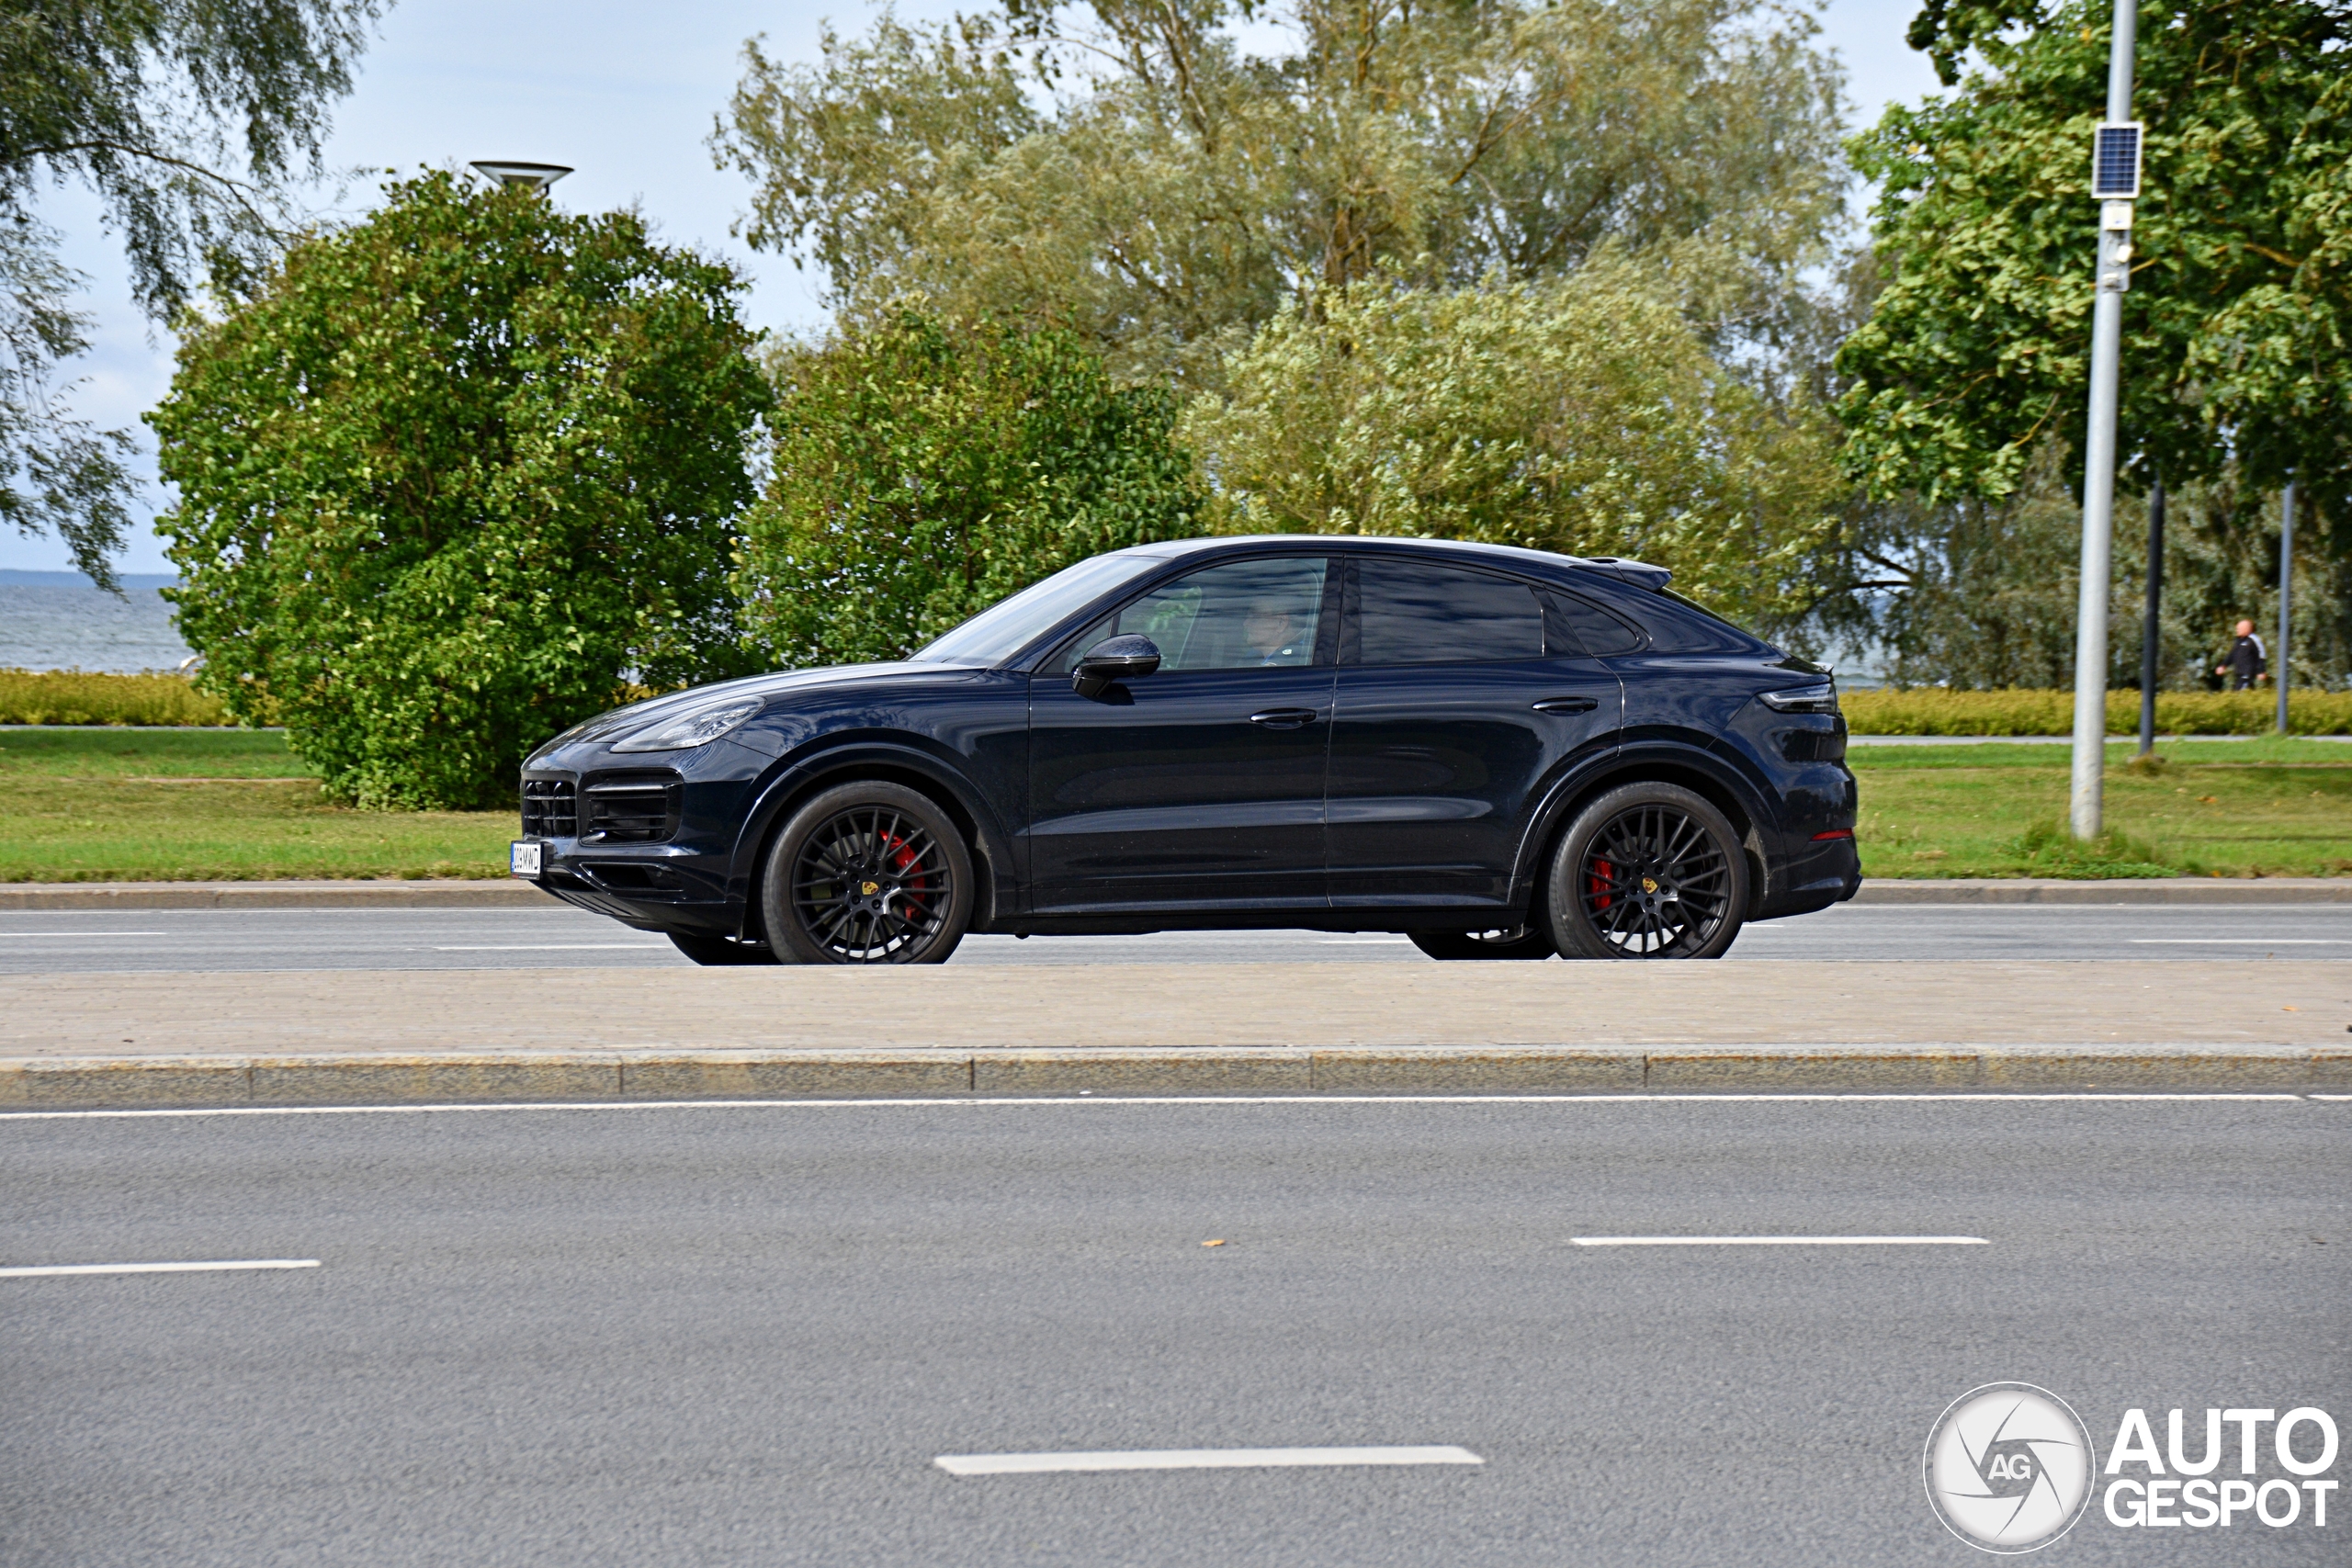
top-left (1545, 783), bottom-right (1747, 960)
top-left (761, 782), bottom-right (975, 965)
top-left (1409, 926), bottom-right (1556, 961)
top-left (666, 931), bottom-right (784, 966)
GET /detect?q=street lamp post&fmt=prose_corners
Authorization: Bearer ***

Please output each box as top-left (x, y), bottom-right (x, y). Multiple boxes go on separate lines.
top-left (2277, 478), bottom-right (2294, 734)
top-left (2137, 472), bottom-right (2162, 757)
top-left (2068, 0), bottom-right (2142, 840)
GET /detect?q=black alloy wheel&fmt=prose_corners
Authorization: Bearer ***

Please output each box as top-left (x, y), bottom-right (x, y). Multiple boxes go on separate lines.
top-left (761, 782), bottom-right (975, 965)
top-left (667, 931), bottom-right (784, 966)
top-left (1546, 782), bottom-right (1748, 960)
top-left (1409, 926), bottom-right (1557, 961)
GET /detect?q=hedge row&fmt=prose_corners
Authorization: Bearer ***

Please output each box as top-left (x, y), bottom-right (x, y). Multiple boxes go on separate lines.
top-left (0, 670), bottom-right (232, 727)
top-left (1841, 688), bottom-right (2352, 736)
top-left (5, 667), bottom-right (2346, 737)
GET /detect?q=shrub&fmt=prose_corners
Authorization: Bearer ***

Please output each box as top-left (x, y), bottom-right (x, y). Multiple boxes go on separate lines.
top-left (150, 171), bottom-right (772, 808)
top-left (2007, 819), bottom-right (2179, 879)
top-left (1841, 688), bottom-right (2352, 736)
top-left (738, 313), bottom-right (1204, 667)
top-left (0, 669), bottom-right (229, 726)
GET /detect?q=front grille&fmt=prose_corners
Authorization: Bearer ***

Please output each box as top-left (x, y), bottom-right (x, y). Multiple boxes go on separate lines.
top-left (521, 777), bottom-right (577, 839)
top-left (583, 773), bottom-right (680, 843)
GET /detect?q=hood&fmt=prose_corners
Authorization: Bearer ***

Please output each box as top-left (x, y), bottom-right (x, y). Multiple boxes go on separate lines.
top-left (536, 662), bottom-right (956, 753)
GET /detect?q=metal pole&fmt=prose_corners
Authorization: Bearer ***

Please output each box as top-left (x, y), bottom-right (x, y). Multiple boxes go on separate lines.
top-left (2277, 477), bottom-right (2294, 734)
top-left (2070, 0), bottom-right (2138, 838)
top-left (2138, 472), bottom-right (2162, 756)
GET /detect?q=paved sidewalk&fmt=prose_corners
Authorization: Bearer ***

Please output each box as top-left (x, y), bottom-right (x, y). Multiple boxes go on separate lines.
top-left (8, 960), bottom-right (2346, 1055)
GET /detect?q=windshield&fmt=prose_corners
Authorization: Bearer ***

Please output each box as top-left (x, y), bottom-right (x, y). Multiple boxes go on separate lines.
top-left (910, 552), bottom-right (1171, 666)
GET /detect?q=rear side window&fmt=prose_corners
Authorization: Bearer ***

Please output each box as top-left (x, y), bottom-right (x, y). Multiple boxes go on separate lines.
top-left (1546, 592), bottom-right (1645, 657)
top-left (1352, 559), bottom-right (1546, 666)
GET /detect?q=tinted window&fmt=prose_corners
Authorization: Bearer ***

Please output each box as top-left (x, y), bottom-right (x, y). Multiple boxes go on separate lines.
top-left (1354, 560), bottom-right (1544, 666)
top-left (1059, 557), bottom-right (1330, 672)
top-left (1547, 592), bottom-right (1645, 657)
top-left (913, 551), bottom-right (1168, 665)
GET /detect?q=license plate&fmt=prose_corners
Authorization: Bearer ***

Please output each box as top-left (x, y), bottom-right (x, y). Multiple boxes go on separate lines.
top-left (510, 840), bottom-right (543, 877)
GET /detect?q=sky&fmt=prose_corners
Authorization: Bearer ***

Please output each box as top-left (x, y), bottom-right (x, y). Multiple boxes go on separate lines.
top-left (5, 0), bottom-right (1946, 576)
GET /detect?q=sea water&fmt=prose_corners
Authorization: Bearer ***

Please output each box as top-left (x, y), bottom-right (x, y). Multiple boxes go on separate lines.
top-left (0, 571), bottom-right (195, 673)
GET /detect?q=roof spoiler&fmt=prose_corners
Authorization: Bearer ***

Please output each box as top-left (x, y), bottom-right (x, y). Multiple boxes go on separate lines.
top-left (1577, 556), bottom-right (1673, 591)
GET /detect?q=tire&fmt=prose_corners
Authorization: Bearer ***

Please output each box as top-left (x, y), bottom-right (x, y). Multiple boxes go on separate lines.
top-left (1544, 782), bottom-right (1748, 960)
top-left (1409, 926), bottom-right (1556, 961)
top-left (759, 782), bottom-right (976, 965)
top-left (667, 931), bottom-right (783, 966)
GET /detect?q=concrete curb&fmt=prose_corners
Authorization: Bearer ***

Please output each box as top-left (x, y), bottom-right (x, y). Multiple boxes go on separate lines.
top-left (3, 1045), bottom-right (2346, 1109)
top-left (1849, 878), bottom-right (2352, 905)
top-left (0, 880), bottom-right (551, 910)
top-left (4, 876), bottom-right (2348, 911)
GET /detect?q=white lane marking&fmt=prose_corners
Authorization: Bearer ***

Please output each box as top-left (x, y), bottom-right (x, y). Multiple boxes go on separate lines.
top-left (935, 1445), bottom-right (1482, 1476)
top-left (1571, 1235), bottom-right (1987, 1247)
top-left (1319, 938), bottom-right (1411, 944)
top-left (2313, 1094), bottom-right (2352, 1101)
top-left (432, 943), bottom-right (671, 951)
top-left (2130, 939), bottom-right (2350, 945)
top-left (6, 932), bottom-right (169, 938)
top-left (0, 1258), bottom-right (319, 1278)
top-left (0, 1092), bottom-right (2309, 1122)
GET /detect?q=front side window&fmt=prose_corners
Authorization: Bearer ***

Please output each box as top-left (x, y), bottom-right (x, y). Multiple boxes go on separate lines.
top-left (912, 551), bottom-right (1169, 666)
top-left (1059, 558), bottom-right (1331, 672)
top-left (1353, 559), bottom-right (1546, 666)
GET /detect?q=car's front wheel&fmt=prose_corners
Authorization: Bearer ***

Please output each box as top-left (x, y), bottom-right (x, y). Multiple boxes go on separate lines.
top-left (1409, 927), bottom-right (1556, 961)
top-left (1545, 783), bottom-right (1747, 960)
top-left (760, 782), bottom-right (975, 964)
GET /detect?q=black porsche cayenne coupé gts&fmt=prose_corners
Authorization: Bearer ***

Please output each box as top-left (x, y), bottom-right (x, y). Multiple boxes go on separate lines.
top-left (513, 536), bottom-right (1859, 964)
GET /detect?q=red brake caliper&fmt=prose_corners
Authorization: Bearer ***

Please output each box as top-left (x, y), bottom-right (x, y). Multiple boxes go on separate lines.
top-left (882, 832), bottom-right (928, 919)
top-left (1587, 857), bottom-right (1614, 910)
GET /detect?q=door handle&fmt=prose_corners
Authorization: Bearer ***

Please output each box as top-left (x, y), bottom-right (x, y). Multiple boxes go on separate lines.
top-left (1249, 708), bottom-right (1320, 729)
top-left (1532, 696), bottom-right (1600, 715)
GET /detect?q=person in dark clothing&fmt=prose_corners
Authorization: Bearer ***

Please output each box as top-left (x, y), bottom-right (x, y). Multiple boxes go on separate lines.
top-left (2216, 620), bottom-right (2267, 690)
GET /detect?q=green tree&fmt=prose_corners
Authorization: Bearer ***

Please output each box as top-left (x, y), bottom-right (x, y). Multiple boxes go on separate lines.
top-left (740, 311), bottom-right (1204, 667)
top-left (713, 0), bottom-right (1846, 386)
top-left (150, 171), bottom-right (772, 809)
top-left (4, 0), bottom-right (382, 586)
top-left (1178, 261), bottom-right (1842, 626)
top-left (1838, 0), bottom-right (2352, 538)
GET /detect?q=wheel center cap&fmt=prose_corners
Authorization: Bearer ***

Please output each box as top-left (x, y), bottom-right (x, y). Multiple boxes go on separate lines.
top-left (1641, 876), bottom-right (1659, 894)
top-left (860, 880), bottom-right (880, 897)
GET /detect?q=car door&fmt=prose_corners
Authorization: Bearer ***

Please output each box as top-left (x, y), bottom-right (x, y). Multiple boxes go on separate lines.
top-left (1024, 555), bottom-right (1339, 914)
top-left (1326, 557), bottom-right (1623, 910)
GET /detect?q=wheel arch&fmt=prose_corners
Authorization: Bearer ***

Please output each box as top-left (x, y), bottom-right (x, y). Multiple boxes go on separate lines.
top-left (1510, 745), bottom-right (1777, 914)
top-left (729, 744), bottom-right (1014, 939)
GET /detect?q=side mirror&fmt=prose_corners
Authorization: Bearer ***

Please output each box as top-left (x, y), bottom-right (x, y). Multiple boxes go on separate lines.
top-left (1072, 634), bottom-right (1161, 698)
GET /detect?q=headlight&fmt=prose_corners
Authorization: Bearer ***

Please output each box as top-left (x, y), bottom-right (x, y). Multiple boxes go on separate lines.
top-left (609, 697), bottom-right (763, 753)
top-left (1758, 682), bottom-right (1838, 715)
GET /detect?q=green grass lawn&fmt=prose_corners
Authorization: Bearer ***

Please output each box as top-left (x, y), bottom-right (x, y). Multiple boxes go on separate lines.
top-left (5, 728), bottom-right (2347, 883)
top-left (0, 728), bottom-right (513, 882)
top-left (1851, 739), bottom-right (2352, 879)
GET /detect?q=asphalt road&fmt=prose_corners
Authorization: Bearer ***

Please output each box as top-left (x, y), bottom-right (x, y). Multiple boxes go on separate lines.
top-left (3, 1096), bottom-right (2344, 1566)
top-left (4, 901), bottom-right (2351, 972)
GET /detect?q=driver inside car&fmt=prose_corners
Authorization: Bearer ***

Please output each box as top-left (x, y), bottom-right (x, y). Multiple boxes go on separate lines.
top-left (1245, 599), bottom-right (1311, 666)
